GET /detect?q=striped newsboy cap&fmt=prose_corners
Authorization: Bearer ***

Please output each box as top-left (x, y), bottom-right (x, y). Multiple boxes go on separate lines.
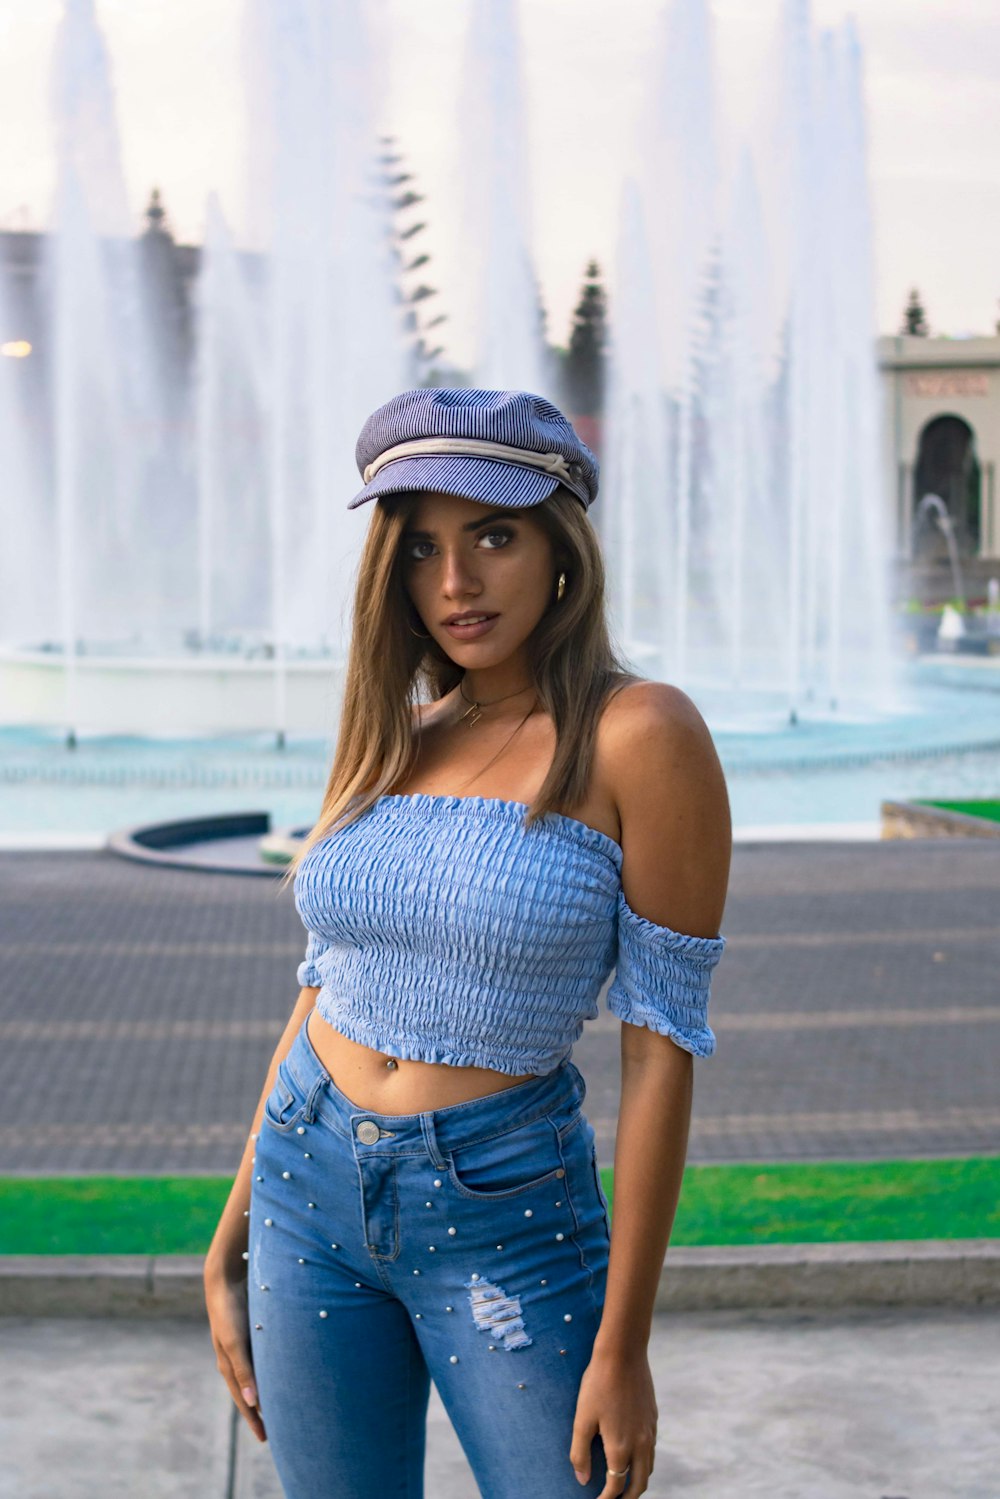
top-left (349, 387), bottom-right (599, 511)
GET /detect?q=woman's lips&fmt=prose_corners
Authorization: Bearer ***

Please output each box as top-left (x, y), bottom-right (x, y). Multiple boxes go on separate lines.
top-left (441, 614), bottom-right (499, 640)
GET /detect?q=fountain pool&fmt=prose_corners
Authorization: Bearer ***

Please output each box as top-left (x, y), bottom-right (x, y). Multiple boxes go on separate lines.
top-left (2, 656), bottom-right (996, 848)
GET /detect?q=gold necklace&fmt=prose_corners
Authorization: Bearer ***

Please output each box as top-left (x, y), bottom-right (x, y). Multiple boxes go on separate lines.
top-left (457, 679), bottom-right (534, 727)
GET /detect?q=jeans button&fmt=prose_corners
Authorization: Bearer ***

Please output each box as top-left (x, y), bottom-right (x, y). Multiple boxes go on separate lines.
top-left (356, 1121), bottom-right (380, 1145)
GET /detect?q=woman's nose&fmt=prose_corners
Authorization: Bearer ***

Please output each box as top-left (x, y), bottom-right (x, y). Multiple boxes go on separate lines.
top-left (440, 548), bottom-right (480, 597)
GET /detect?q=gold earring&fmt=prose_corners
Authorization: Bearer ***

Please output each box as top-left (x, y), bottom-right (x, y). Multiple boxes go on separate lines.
top-left (556, 571), bottom-right (567, 601)
top-left (407, 616), bottom-right (432, 638)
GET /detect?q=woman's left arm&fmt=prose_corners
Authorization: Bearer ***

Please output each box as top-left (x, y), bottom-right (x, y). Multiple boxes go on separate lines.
top-left (570, 682), bottom-right (732, 1496)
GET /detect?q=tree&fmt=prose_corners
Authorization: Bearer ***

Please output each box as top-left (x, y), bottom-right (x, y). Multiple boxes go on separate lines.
top-left (379, 135), bottom-right (456, 385)
top-left (901, 287), bottom-right (929, 336)
top-left (562, 260), bottom-right (608, 415)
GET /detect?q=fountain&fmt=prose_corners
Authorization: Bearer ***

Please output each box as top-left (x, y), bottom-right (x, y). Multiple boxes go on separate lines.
top-left (0, 0), bottom-right (923, 750)
top-left (0, 0), bottom-right (405, 741)
top-left (455, 0), bottom-right (547, 393)
top-left (914, 493), bottom-right (966, 610)
top-left (602, 0), bottom-right (898, 727)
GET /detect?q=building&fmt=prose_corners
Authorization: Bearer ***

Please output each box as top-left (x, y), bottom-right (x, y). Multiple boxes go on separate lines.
top-left (879, 333), bottom-right (1000, 605)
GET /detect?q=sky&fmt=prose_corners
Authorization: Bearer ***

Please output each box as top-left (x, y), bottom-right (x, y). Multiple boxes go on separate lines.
top-left (0, 0), bottom-right (998, 363)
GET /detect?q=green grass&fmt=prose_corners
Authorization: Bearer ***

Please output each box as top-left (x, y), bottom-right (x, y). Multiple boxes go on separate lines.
top-left (605, 1155), bottom-right (1000, 1246)
top-left (917, 798), bottom-right (1000, 824)
top-left (2, 1156), bottom-right (999, 1255)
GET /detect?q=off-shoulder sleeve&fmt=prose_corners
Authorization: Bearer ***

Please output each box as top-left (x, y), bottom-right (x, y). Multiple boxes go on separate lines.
top-left (606, 890), bottom-right (725, 1057)
top-left (297, 929), bottom-right (332, 988)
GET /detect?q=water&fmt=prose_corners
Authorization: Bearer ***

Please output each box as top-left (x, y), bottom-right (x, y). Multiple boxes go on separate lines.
top-left (455, 0), bottom-right (546, 391)
top-left (2, 660), bottom-right (996, 842)
top-left (1, 0), bottom-right (405, 717)
top-left (601, 0), bottom-right (895, 720)
top-left (239, 0), bottom-right (406, 705)
top-left (0, 0), bottom-right (921, 755)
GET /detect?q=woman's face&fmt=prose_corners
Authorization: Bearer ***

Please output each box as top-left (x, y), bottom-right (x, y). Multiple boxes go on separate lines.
top-left (400, 490), bottom-right (556, 667)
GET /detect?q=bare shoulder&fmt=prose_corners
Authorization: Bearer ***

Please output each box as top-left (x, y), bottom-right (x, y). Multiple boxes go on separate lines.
top-left (596, 677), bottom-right (731, 936)
top-left (597, 677), bottom-right (720, 779)
top-left (599, 676), bottom-right (709, 735)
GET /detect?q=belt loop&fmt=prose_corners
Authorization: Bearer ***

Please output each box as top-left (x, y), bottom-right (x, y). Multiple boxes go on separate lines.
top-left (303, 1070), bottom-right (329, 1124)
top-left (420, 1112), bottom-right (448, 1171)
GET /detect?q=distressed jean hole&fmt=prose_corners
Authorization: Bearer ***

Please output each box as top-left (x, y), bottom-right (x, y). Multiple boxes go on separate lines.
top-left (465, 1277), bottom-right (533, 1350)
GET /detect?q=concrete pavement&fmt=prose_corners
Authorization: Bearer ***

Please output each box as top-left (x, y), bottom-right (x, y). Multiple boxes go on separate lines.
top-left (3, 1307), bottom-right (997, 1498)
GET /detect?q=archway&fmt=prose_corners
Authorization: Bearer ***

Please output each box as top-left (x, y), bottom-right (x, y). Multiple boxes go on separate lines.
top-left (911, 414), bottom-right (981, 562)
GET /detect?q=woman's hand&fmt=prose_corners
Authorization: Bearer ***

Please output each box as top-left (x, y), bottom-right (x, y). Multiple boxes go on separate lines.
top-left (204, 1261), bottom-right (267, 1444)
top-left (569, 1347), bottom-right (658, 1495)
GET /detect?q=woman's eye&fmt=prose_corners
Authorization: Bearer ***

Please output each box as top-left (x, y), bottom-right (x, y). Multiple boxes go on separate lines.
top-left (404, 527), bottom-right (514, 561)
top-left (479, 527), bottom-right (514, 549)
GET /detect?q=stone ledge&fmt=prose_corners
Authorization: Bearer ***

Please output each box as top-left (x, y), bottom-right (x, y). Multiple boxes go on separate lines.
top-left (881, 799), bottom-right (1000, 839)
top-left (2, 1241), bottom-right (998, 1318)
top-left (657, 1238), bottom-right (1000, 1310)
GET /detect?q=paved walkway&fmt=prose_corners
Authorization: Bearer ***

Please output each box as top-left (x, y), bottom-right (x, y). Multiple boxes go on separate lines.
top-left (4, 841), bottom-right (998, 1499)
top-left (2, 1307), bottom-right (996, 1497)
top-left (1, 839), bottom-right (998, 1173)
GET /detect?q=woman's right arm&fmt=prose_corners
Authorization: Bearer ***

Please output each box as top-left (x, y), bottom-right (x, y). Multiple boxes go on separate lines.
top-left (203, 984), bottom-right (320, 1443)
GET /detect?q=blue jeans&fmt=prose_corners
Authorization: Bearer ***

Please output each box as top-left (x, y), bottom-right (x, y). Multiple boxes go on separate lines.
top-left (247, 1012), bottom-right (622, 1498)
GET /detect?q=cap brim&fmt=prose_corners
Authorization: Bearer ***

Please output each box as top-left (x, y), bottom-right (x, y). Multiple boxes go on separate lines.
top-left (347, 454), bottom-right (562, 511)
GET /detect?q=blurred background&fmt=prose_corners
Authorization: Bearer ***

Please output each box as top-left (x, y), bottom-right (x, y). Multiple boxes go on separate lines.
top-left (0, 0), bottom-right (998, 847)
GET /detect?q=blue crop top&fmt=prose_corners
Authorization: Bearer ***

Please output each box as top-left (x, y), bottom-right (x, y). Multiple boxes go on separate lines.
top-left (293, 792), bottom-right (726, 1077)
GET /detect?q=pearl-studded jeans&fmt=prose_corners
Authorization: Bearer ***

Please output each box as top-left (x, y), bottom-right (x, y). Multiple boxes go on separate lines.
top-left (247, 1012), bottom-right (621, 1498)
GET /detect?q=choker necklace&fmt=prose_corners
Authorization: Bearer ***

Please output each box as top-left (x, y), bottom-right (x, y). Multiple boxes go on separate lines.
top-left (457, 679), bottom-right (534, 727)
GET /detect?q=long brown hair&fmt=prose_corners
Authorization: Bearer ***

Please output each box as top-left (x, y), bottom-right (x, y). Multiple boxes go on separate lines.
top-left (278, 484), bottom-right (640, 890)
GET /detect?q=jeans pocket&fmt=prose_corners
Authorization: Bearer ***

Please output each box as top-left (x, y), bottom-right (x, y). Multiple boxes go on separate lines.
top-left (447, 1113), bottom-right (569, 1200)
top-left (262, 1060), bottom-right (308, 1134)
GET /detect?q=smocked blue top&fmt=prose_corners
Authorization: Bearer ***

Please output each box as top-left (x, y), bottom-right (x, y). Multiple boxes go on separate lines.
top-left (294, 792), bottom-right (726, 1077)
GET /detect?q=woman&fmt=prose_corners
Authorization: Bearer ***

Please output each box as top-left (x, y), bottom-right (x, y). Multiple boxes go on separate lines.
top-left (204, 387), bottom-right (731, 1498)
